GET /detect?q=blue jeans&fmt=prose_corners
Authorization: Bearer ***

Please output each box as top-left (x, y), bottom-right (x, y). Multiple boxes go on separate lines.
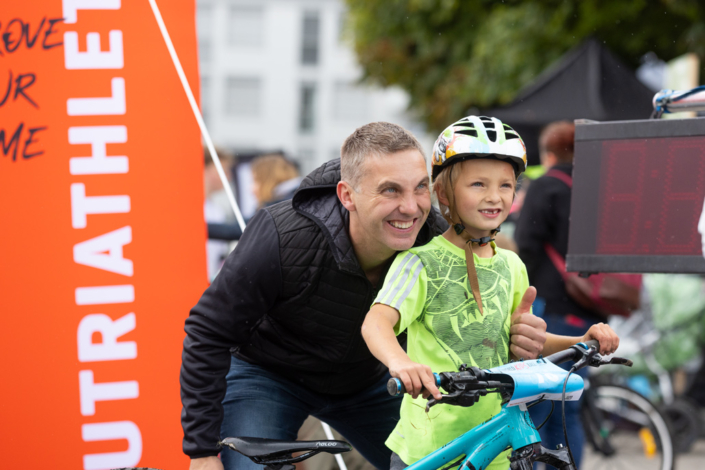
top-left (528, 311), bottom-right (592, 468)
top-left (220, 356), bottom-right (402, 470)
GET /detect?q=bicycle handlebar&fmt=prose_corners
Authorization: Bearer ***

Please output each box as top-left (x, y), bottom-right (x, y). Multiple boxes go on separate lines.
top-left (543, 339), bottom-right (599, 366)
top-left (387, 340), bottom-right (602, 397)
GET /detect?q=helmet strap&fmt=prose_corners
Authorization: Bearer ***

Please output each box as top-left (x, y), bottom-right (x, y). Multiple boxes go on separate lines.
top-left (448, 198), bottom-right (499, 318)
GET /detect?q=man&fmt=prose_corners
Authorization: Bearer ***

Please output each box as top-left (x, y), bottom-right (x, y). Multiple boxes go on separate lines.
top-left (182, 122), bottom-right (548, 470)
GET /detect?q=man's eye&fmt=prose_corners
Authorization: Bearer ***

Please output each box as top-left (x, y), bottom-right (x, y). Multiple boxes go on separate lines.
top-left (384, 187), bottom-right (397, 193)
top-left (417, 183), bottom-right (428, 190)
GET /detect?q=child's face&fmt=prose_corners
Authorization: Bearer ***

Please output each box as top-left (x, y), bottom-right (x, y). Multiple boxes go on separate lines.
top-left (445, 159), bottom-right (515, 237)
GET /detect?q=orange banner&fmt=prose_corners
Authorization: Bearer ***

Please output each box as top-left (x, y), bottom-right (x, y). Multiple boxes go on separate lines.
top-left (0, 1), bottom-right (206, 468)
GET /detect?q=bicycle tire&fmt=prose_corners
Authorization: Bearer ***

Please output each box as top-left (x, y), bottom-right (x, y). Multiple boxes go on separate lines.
top-left (662, 397), bottom-right (702, 454)
top-left (582, 384), bottom-right (675, 470)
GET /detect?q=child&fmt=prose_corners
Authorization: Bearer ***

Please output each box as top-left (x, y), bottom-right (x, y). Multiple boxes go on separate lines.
top-left (361, 116), bottom-right (619, 469)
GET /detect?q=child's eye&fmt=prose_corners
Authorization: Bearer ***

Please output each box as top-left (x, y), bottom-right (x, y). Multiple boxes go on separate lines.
top-left (471, 182), bottom-right (483, 187)
top-left (502, 183), bottom-right (514, 189)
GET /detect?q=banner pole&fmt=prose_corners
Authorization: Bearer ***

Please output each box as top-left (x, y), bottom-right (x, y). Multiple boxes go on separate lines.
top-left (147, 0), bottom-right (247, 232)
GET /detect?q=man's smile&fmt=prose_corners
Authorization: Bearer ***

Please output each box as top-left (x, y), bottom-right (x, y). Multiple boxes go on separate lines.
top-left (388, 219), bottom-right (418, 231)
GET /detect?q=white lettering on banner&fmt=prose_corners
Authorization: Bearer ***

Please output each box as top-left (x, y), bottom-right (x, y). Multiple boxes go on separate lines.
top-left (64, 2), bottom-right (143, 467)
top-left (82, 421), bottom-right (142, 470)
top-left (68, 78), bottom-right (126, 116)
top-left (71, 183), bottom-right (130, 229)
top-left (75, 285), bottom-right (135, 305)
top-left (69, 125), bottom-right (128, 175)
top-left (63, 0), bottom-right (121, 24)
top-left (79, 370), bottom-right (139, 416)
top-left (77, 313), bottom-right (137, 362)
top-left (74, 226), bottom-right (133, 276)
top-left (64, 31), bottom-right (124, 69)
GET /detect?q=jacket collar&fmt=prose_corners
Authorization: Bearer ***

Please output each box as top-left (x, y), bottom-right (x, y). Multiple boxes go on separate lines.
top-left (292, 159), bottom-right (448, 274)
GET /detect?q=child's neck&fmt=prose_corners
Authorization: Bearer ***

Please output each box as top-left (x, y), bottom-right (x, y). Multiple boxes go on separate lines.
top-left (443, 227), bottom-right (495, 258)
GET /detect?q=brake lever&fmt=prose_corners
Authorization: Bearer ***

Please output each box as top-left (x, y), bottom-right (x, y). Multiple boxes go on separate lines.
top-left (426, 389), bottom-right (486, 412)
top-left (600, 356), bottom-right (633, 367)
top-left (425, 381), bottom-right (506, 412)
top-left (570, 345), bottom-right (600, 372)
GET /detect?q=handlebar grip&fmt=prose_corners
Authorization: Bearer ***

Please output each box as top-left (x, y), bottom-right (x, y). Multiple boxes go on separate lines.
top-left (581, 339), bottom-right (600, 351)
top-left (387, 374), bottom-right (441, 397)
top-left (387, 378), bottom-right (404, 396)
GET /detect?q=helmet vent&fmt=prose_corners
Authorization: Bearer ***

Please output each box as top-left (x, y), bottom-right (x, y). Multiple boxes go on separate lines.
top-left (456, 128), bottom-right (478, 137)
top-left (505, 132), bottom-right (519, 140)
top-left (486, 130), bottom-right (497, 141)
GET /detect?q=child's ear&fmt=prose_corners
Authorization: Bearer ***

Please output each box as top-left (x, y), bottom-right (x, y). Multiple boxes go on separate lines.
top-left (436, 183), bottom-right (450, 207)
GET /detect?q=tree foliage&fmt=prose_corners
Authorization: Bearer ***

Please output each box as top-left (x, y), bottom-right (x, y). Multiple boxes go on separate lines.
top-left (345, 0), bottom-right (705, 133)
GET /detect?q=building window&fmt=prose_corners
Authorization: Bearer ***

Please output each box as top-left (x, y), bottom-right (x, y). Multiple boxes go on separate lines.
top-left (198, 40), bottom-right (212, 63)
top-left (200, 76), bottom-right (210, 123)
top-left (197, 4), bottom-right (213, 62)
top-left (333, 82), bottom-right (369, 121)
top-left (298, 147), bottom-right (316, 174)
top-left (299, 83), bottom-right (316, 132)
top-left (301, 11), bottom-right (320, 65)
top-left (197, 4), bottom-right (213, 39)
top-left (225, 77), bottom-right (261, 117)
top-left (228, 6), bottom-right (264, 47)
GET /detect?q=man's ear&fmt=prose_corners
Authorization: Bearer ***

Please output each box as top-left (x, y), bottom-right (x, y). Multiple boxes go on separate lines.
top-left (337, 181), bottom-right (356, 212)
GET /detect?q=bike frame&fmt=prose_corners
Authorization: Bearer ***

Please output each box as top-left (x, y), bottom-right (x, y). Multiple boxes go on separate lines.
top-left (405, 403), bottom-right (540, 470)
top-left (405, 358), bottom-right (585, 470)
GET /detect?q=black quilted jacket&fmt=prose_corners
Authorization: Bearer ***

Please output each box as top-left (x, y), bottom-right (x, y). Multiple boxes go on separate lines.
top-left (180, 159), bottom-right (447, 458)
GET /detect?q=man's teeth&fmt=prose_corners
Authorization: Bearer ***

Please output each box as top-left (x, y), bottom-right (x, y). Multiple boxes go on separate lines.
top-left (390, 220), bottom-right (413, 229)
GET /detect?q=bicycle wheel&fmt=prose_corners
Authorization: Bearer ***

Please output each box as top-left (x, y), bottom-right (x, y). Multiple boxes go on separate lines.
top-left (581, 384), bottom-right (675, 470)
top-left (662, 397), bottom-right (702, 454)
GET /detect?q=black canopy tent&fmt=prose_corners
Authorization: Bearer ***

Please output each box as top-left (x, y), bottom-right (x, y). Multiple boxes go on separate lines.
top-left (484, 39), bottom-right (655, 166)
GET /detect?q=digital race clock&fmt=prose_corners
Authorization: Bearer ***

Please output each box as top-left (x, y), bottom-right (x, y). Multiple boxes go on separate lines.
top-left (567, 117), bottom-right (705, 274)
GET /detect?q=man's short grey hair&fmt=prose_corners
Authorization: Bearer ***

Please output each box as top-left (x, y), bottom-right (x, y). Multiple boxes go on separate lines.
top-left (340, 122), bottom-right (426, 189)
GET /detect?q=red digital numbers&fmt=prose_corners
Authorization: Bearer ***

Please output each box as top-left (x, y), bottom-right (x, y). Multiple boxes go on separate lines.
top-left (596, 137), bottom-right (705, 255)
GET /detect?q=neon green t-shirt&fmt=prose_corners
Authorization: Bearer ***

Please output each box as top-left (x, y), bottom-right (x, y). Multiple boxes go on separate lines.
top-left (374, 235), bottom-right (531, 468)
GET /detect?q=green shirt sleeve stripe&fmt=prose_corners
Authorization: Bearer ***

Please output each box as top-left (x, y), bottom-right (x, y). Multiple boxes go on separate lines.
top-left (376, 252), bottom-right (415, 303)
top-left (392, 261), bottom-right (424, 310)
top-left (379, 253), bottom-right (422, 306)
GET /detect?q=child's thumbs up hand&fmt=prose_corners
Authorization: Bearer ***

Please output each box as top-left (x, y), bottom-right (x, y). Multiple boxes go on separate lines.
top-left (509, 286), bottom-right (546, 360)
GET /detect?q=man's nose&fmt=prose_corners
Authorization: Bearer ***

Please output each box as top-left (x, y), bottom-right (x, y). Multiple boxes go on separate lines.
top-left (399, 192), bottom-right (418, 214)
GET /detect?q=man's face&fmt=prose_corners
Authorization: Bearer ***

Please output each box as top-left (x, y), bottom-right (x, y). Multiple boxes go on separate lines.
top-left (345, 149), bottom-right (431, 260)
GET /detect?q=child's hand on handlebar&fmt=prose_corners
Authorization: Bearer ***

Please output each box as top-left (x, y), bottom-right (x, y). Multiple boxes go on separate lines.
top-left (388, 357), bottom-right (443, 400)
top-left (581, 323), bottom-right (619, 356)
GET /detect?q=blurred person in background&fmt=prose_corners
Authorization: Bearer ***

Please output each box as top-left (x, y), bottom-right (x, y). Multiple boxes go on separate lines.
top-left (203, 147), bottom-right (234, 281)
top-left (250, 153), bottom-right (303, 207)
top-left (515, 121), bottom-right (596, 466)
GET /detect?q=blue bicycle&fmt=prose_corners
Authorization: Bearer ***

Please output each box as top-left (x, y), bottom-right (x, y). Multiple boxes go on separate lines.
top-left (220, 341), bottom-right (633, 470)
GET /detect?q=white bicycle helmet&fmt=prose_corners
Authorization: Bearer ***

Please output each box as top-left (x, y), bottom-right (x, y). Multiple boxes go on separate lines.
top-left (432, 115), bottom-right (527, 180)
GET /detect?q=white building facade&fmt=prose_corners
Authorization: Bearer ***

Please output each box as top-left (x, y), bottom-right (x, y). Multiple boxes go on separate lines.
top-left (196, 0), bottom-right (432, 177)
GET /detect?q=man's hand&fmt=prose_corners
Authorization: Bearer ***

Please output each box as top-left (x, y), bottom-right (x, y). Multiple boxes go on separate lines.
top-left (190, 456), bottom-right (224, 470)
top-left (388, 356), bottom-right (442, 400)
top-left (581, 323), bottom-right (619, 356)
top-left (509, 286), bottom-right (547, 360)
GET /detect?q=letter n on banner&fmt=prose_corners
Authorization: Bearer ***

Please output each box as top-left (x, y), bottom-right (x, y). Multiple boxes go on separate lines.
top-left (0, 1), bottom-right (207, 469)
